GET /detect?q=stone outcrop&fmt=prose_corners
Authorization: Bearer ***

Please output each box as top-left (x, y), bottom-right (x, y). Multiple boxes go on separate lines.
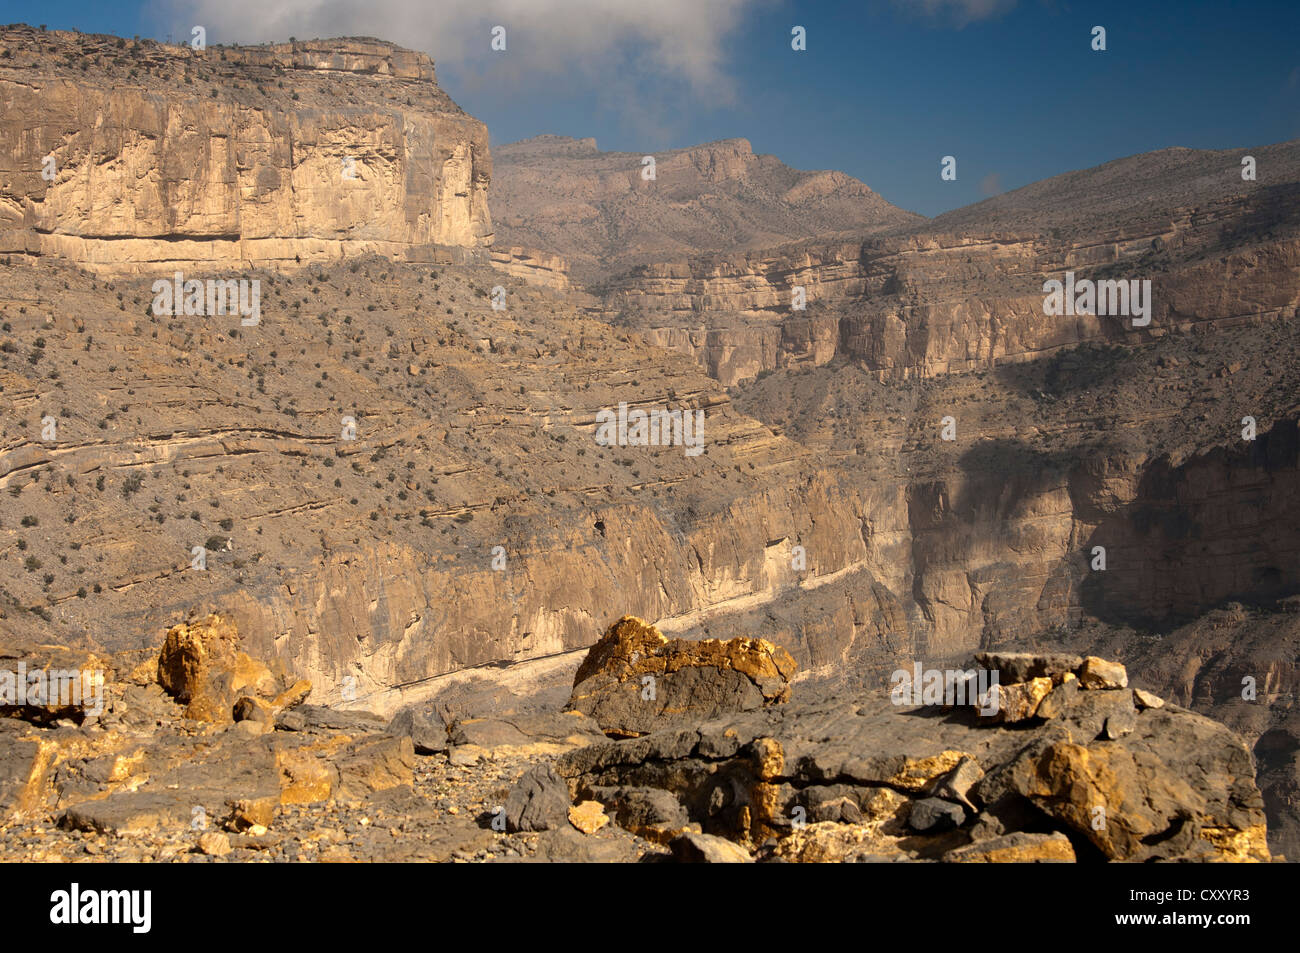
top-left (566, 616), bottom-right (797, 737)
top-left (156, 613), bottom-right (279, 722)
top-left (488, 246), bottom-right (575, 293)
top-left (556, 654), bottom-right (1272, 862)
top-left (0, 27), bottom-right (492, 272)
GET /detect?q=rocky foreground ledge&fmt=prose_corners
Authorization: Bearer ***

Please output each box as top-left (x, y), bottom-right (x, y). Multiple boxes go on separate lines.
top-left (0, 614), bottom-right (1275, 862)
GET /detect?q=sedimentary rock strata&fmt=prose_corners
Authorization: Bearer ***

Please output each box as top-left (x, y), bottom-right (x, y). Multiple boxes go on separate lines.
top-left (0, 27), bottom-right (493, 272)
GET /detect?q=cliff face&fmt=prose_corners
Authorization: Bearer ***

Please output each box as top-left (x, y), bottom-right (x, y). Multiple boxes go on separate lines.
top-left (0, 28), bottom-right (492, 271)
top-left (563, 140), bottom-right (1298, 386)
top-left (0, 252), bottom-right (901, 718)
top-left (610, 220), bottom-right (1300, 387)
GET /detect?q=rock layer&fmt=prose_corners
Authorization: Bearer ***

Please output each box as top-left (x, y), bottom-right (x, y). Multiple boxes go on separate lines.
top-left (0, 27), bottom-right (492, 272)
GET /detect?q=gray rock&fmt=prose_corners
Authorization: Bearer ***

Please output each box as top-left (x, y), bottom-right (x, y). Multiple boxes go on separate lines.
top-left (965, 812), bottom-right (1006, 843)
top-left (908, 797), bottom-right (966, 832)
top-left (386, 707), bottom-right (449, 755)
top-left (526, 826), bottom-right (644, 863)
top-left (1057, 687), bottom-right (1139, 739)
top-left (275, 704), bottom-right (387, 733)
top-left (1034, 676), bottom-right (1080, 720)
top-left (555, 686), bottom-right (1270, 863)
top-left (944, 831), bottom-right (1076, 862)
top-left (504, 764), bottom-right (571, 833)
top-left (589, 785), bottom-right (691, 841)
top-left (974, 652), bottom-right (1084, 684)
top-left (929, 756), bottom-right (984, 811)
top-left (1103, 706), bottom-right (1138, 739)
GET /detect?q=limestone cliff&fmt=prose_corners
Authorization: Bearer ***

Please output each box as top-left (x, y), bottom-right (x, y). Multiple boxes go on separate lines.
top-left (0, 27), bottom-right (492, 272)
top-left (572, 140), bottom-right (1300, 386)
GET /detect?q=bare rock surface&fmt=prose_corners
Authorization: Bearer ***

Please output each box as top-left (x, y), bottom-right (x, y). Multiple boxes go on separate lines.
top-left (0, 27), bottom-right (492, 271)
top-left (493, 135), bottom-right (920, 286)
top-left (566, 615), bottom-right (797, 737)
top-left (556, 656), bottom-right (1272, 863)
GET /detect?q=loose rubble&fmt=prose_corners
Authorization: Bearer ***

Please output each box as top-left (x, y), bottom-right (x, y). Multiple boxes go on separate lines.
top-left (0, 618), bottom-right (1276, 863)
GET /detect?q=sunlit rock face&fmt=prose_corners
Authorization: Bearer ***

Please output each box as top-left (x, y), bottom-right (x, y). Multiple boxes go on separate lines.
top-left (0, 28), bottom-right (493, 273)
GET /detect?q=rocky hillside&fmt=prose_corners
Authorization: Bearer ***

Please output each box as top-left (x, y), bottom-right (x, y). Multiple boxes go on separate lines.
top-left (597, 140), bottom-right (1300, 387)
top-left (0, 26), bottom-right (493, 271)
top-left (729, 317), bottom-right (1300, 856)
top-left (0, 26), bottom-right (1294, 863)
top-left (492, 135), bottom-right (921, 288)
top-left (1, 253), bottom-right (898, 711)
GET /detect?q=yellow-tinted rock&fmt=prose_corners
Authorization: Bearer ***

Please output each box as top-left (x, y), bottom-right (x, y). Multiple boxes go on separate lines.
top-left (157, 614), bottom-right (276, 722)
top-left (223, 795), bottom-right (277, 833)
top-left (568, 615), bottom-right (798, 737)
top-left (769, 821), bottom-right (908, 863)
top-left (1079, 657), bottom-right (1129, 690)
top-left (276, 747), bottom-right (337, 806)
top-left (197, 832), bottom-right (232, 857)
top-left (981, 677), bottom-right (1053, 723)
top-left (886, 750), bottom-right (971, 793)
top-left (568, 800), bottom-right (610, 834)
top-left (272, 680), bottom-right (313, 710)
top-left (232, 696), bottom-right (275, 724)
top-left (946, 832), bottom-right (1077, 863)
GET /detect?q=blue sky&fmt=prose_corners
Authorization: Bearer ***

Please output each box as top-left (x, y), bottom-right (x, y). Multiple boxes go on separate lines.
top-left (3, 0), bottom-right (1297, 216)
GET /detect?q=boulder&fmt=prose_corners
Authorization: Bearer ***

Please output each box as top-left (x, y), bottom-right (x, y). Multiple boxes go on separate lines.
top-left (197, 832), bottom-right (232, 857)
top-left (982, 676), bottom-right (1053, 724)
top-left (156, 614), bottom-right (276, 722)
top-left (974, 652), bottom-right (1084, 684)
top-left (908, 797), bottom-right (966, 832)
top-left (1078, 656), bottom-right (1129, 690)
top-left (386, 707), bottom-right (449, 755)
top-left (568, 800), bottom-right (610, 834)
top-left (928, 757), bottom-right (984, 811)
top-left (566, 615), bottom-right (797, 737)
top-left (1035, 673), bottom-right (1080, 720)
top-left (271, 680), bottom-right (313, 710)
top-left (944, 831), bottom-right (1076, 863)
top-left (1132, 688), bottom-right (1165, 710)
top-left (504, 764), bottom-right (571, 833)
top-left (585, 786), bottom-right (694, 844)
top-left (232, 696), bottom-right (275, 726)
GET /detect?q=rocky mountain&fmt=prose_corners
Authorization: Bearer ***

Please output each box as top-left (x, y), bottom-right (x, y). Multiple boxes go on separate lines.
top-left (0, 25), bottom-right (1294, 863)
top-left (593, 140), bottom-right (1300, 387)
top-left (491, 135), bottom-right (921, 288)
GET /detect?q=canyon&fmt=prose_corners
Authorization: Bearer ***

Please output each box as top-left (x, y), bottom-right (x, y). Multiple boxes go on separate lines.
top-left (0, 26), bottom-right (1296, 861)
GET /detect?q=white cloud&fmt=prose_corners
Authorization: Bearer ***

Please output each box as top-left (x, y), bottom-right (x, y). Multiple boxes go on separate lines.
top-left (154, 0), bottom-right (759, 99)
